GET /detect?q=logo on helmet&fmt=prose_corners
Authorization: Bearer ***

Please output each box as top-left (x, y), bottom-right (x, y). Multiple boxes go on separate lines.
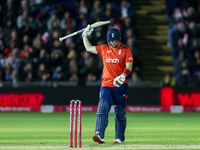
top-left (112, 33), bottom-right (114, 38)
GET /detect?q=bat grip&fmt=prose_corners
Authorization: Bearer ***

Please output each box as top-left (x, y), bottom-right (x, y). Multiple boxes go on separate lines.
top-left (59, 32), bottom-right (78, 41)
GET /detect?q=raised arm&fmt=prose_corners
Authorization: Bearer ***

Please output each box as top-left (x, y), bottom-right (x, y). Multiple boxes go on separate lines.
top-left (82, 25), bottom-right (98, 54)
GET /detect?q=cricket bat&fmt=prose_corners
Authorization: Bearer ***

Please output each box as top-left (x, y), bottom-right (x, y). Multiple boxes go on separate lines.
top-left (59, 20), bottom-right (111, 41)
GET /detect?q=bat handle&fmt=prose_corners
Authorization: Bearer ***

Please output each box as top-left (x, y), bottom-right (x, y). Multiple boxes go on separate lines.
top-left (59, 32), bottom-right (78, 41)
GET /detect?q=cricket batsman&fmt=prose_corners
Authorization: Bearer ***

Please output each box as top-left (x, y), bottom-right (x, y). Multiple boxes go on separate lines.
top-left (82, 25), bottom-right (133, 144)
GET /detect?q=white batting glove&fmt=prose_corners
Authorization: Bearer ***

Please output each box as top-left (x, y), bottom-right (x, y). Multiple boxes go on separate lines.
top-left (113, 74), bottom-right (126, 87)
top-left (82, 24), bottom-right (93, 37)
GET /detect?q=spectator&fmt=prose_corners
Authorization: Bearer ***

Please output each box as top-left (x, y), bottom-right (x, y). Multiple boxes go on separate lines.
top-left (67, 48), bottom-right (78, 61)
top-left (19, 43), bottom-right (33, 58)
top-left (17, 0), bottom-right (28, 16)
top-left (1, 0), bottom-right (16, 23)
top-left (126, 37), bottom-right (139, 56)
top-left (187, 22), bottom-right (200, 40)
top-left (78, 0), bottom-right (88, 14)
top-left (80, 56), bottom-right (98, 82)
top-left (64, 29), bottom-right (74, 49)
top-left (22, 34), bottom-right (31, 46)
top-left (193, 72), bottom-right (200, 86)
top-left (17, 9), bottom-right (28, 29)
top-left (89, 0), bottom-right (104, 22)
top-left (0, 1), bottom-right (140, 85)
top-left (67, 59), bottom-right (78, 82)
top-left (32, 34), bottom-right (43, 57)
top-left (2, 19), bottom-right (15, 45)
top-left (188, 50), bottom-right (200, 75)
top-left (121, 17), bottom-right (137, 39)
top-left (178, 69), bottom-right (190, 86)
top-left (52, 71), bottom-right (65, 81)
top-left (119, 0), bottom-right (135, 23)
top-left (35, 5), bottom-right (51, 20)
top-left (21, 51), bottom-right (33, 67)
top-left (60, 11), bottom-right (76, 31)
top-left (3, 62), bottom-right (13, 81)
top-left (47, 13), bottom-right (60, 31)
top-left (8, 30), bottom-right (21, 48)
top-left (6, 48), bottom-right (21, 72)
top-left (161, 72), bottom-right (176, 87)
top-left (131, 71), bottom-right (141, 86)
top-left (39, 73), bottom-right (49, 87)
top-left (76, 13), bottom-right (87, 30)
top-left (123, 28), bottom-right (135, 44)
top-left (29, 0), bottom-right (44, 16)
top-left (170, 22), bottom-right (187, 60)
top-left (48, 30), bottom-right (60, 49)
top-left (51, 66), bottom-right (62, 80)
top-left (92, 27), bottom-right (106, 43)
top-left (184, 7), bottom-right (198, 24)
top-left (50, 39), bottom-right (63, 53)
top-left (20, 62), bottom-right (34, 81)
top-left (0, 40), bottom-right (5, 59)
top-left (186, 39), bottom-right (199, 59)
top-left (48, 19), bottom-right (61, 39)
top-left (174, 51), bottom-right (189, 82)
top-left (50, 49), bottom-right (64, 70)
top-left (37, 63), bottom-right (48, 80)
top-left (28, 16), bottom-right (37, 30)
top-left (25, 71), bottom-right (35, 82)
top-left (36, 49), bottom-right (50, 68)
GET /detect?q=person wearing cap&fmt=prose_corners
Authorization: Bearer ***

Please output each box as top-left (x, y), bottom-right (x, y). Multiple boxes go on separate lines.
top-left (82, 25), bottom-right (133, 144)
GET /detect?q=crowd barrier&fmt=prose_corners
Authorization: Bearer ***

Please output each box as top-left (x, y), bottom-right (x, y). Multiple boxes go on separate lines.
top-left (0, 85), bottom-right (200, 113)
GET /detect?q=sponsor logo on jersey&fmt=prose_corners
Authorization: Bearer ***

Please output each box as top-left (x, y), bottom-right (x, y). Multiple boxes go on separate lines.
top-left (129, 57), bottom-right (133, 60)
top-left (106, 57), bottom-right (119, 63)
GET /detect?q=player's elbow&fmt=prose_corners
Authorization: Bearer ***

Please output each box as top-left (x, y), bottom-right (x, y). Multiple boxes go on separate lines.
top-left (86, 47), bottom-right (98, 54)
top-left (129, 67), bottom-right (132, 72)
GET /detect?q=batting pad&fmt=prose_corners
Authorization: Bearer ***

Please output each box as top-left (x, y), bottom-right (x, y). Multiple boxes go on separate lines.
top-left (95, 100), bottom-right (110, 139)
top-left (114, 106), bottom-right (127, 141)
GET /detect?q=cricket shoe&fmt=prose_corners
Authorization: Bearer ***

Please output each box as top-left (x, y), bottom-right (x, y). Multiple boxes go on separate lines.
top-left (114, 138), bottom-right (124, 144)
top-left (92, 134), bottom-right (105, 144)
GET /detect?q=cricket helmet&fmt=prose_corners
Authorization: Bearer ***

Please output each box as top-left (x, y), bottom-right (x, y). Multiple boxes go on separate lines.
top-left (106, 28), bottom-right (121, 41)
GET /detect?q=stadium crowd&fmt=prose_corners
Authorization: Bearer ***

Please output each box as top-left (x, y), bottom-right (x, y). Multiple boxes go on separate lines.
top-left (0, 0), bottom-right (140, 86)
top-left (165, 0), bottom-right (200, 87)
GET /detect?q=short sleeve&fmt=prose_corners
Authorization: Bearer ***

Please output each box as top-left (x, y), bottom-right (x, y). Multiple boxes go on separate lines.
top-left (126, 48), bottom-right (134, 63)
top-left (96, 45), bottom-right (102, 55)
top-left (96, 45), bottom-right (107, 56)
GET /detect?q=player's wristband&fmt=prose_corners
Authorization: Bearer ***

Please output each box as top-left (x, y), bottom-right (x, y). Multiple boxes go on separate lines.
top-left (123, 69), bottom-right (131, 77)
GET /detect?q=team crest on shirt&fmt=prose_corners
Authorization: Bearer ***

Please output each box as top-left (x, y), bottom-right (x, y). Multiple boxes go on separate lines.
top-left (118, 49), bottom-right (121, 55)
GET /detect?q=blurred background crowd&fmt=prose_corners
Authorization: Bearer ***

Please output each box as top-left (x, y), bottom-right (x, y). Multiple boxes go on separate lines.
top-left (163, 0), bottom-right (200, 87)
top-left (0, 0), bottom-right (141, 86)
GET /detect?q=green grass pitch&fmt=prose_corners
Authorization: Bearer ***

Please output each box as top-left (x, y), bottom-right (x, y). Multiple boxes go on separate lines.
top-left (0, 112), bottom-right (200, 150)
